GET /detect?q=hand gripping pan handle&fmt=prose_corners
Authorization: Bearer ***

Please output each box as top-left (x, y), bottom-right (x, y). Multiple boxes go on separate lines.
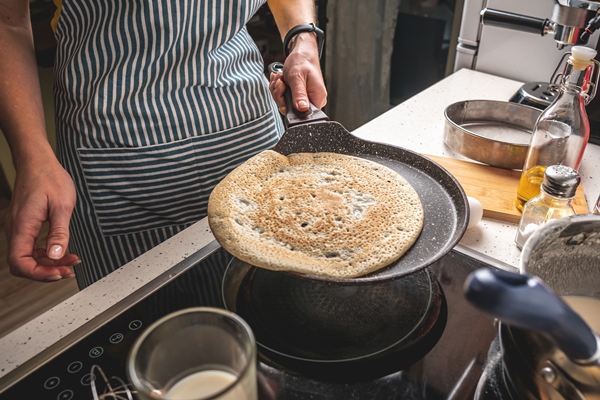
top-left (265, 63), bottom-right (469, 285)
top-left (464, 268), bottom-right (600, 364)
top-left (269, 62), bottom-right (329, 128)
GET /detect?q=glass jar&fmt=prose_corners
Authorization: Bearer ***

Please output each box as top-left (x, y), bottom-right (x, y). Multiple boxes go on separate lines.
top-left (515, 165), bottom-right (581, 249)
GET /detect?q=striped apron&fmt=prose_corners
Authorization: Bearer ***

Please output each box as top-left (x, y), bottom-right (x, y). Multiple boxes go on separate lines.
top-left (53, 0), bottom-right (283, 289)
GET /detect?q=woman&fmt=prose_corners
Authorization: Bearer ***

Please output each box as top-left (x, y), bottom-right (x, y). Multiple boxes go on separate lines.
top-left (0, 0), bottom-right (327, 288)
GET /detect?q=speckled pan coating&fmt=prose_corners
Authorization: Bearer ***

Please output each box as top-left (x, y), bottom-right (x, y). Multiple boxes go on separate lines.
top-left (272, 120), bottom-right (469, 283)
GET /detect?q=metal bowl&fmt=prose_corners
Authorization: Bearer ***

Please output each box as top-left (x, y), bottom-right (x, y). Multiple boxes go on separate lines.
top-left (513, 214), bottom-right (600, 400)
top-left (443, 100), bottom-right (541, 170)
top-left (520, 214), bottom-right (600, 294)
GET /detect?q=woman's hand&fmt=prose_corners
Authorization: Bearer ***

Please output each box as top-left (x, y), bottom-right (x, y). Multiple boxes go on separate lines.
top-left (269, 32), bottom-right (327, 114)
top-left (5, 158), bottom-right (79, 282)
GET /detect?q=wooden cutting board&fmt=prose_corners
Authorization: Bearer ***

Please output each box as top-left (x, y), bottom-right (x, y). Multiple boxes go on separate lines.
top-left (424, 155), bottom-right (589, 224)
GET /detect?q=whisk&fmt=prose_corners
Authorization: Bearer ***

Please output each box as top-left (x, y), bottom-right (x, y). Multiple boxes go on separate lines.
top-left (90, 365), bottom-right (135, 400)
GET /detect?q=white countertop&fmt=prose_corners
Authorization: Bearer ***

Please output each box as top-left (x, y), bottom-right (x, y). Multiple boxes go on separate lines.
top-left (1, 68), bottom-right (599, 381)
top-left (353, 68), bottom-right (600, 267)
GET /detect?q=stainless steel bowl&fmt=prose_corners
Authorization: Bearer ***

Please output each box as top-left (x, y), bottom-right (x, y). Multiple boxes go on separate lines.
top-left (515, 214), bottom-right (600, 400)
top-left (443, 100), bottom-right (541, 170)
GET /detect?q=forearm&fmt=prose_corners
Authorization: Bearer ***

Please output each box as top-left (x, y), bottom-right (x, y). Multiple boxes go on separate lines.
top-left (266, 0), bottom-right (327, 111)
top-left (267, 0), bottom-right (317, 40)
top-left (0, 1), bottom-right (53, 171)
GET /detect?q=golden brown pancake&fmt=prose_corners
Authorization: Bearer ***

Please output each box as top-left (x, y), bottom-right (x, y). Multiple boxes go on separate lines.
top-left (208, 150), bottom-right (424, 278)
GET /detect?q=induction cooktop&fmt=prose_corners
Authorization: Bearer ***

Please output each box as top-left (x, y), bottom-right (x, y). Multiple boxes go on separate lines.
top-left (0, 243), bottom-right (516, 400)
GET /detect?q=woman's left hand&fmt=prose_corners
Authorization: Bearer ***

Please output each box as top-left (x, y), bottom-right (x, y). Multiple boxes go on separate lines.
top-left (269, 32), bottom-right (327, 114)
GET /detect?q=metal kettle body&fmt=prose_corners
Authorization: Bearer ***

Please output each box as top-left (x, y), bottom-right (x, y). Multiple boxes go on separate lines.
top-left (466, 214), bottom-right (600, 400)
top-left (515, 214), bottom-right (600, 399)
top-left (500, 322), bottom-right (600, 400)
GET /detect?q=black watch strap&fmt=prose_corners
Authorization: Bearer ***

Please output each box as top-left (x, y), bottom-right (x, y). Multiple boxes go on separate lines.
top-left (283, 23), bottom-right (324, 59)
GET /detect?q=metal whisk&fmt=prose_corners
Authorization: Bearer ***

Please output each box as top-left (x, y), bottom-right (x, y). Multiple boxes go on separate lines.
top-left (90, 365), bottom-right (135, 400)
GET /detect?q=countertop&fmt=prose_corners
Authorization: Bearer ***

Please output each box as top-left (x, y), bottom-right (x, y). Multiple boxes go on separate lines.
top-left (1, 68), bottom-right (599, 381)
top-left (352, 69), bottom-right (600, 266)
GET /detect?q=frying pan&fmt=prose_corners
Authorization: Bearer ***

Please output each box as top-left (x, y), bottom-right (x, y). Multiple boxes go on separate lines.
top-left (262, 63), bottom-right (469, 283)
top-left (222, 255), bottom-right (447, 381)
top-left (215, 66), bottom-right (466, 378)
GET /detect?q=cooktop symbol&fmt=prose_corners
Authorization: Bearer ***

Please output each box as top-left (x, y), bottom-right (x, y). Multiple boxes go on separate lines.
top-left (109, 332), bottom-right (124, 344)
top-left (80, 373), bottom-right (96, 386)
top-left (57, 389), bottom-right (74, 400)
top-left (66, 361), bottom-right (83, 373)
top-left (43, 376), bottom-right (60, 390)
top-left (129, 320), bottom-right (143, 330)
top-left (88, 346), bottom-right (104, 358)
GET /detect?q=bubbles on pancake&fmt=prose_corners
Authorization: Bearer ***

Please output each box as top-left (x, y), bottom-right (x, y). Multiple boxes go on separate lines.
top-left (207, 150), bottom-right (424, 278)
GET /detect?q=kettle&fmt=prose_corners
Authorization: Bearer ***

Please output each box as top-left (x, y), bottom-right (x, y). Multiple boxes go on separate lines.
top-left (465, 214), bottom-right (600, 400)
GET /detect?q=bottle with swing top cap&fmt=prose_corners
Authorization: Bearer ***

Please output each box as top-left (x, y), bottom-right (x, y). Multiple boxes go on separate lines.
top-left (516, 46), bottom-right (599, 211)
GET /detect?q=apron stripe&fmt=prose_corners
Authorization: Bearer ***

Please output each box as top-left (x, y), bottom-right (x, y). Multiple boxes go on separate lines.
top-left (54, 0), bottom-right (283, 288)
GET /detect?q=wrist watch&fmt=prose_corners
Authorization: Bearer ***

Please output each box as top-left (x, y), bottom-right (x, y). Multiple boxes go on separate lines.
top-left (283, 23), bottom-right (324, 59)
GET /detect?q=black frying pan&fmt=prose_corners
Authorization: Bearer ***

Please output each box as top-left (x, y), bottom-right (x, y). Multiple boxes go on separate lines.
top-left (264, 63), bottom-right (469, 284)
top-left (222, 254), bottom-right (448, 381)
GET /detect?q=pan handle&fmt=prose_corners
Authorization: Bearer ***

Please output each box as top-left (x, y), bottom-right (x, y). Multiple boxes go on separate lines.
top-left (269, 62), bottom-right (329, 128)
top-left (464, 268), bottom-right (600, 364)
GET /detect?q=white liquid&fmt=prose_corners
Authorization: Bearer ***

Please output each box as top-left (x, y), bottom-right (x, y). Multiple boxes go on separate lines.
top-left (165, 370), bottom-right (251, 400)
top-left (562, 295), bottom-right (600, 333)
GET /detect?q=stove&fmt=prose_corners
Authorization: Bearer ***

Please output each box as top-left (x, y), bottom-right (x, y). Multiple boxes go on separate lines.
top-left (0, 243), bottom-right (517, 400)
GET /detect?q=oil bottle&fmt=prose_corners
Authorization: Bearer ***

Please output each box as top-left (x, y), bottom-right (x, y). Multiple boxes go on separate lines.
top-left (515, 165), bottom-right (580, 249)
top-left (516, 46), bottom-right (599, 211)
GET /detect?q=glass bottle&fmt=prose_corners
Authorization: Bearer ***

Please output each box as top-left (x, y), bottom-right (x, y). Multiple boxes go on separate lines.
top-left (515, 165), bottom-right (581, 249)
top-left (516, 46), bottom-right (598, 211)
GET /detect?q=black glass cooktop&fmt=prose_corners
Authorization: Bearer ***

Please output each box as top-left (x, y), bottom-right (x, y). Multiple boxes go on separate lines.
top-left (0, 244), bottom-right (512, 400)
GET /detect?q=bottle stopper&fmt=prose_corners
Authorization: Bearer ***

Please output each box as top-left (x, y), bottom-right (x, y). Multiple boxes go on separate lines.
top-left (570, 46), bottom-right (597, 70)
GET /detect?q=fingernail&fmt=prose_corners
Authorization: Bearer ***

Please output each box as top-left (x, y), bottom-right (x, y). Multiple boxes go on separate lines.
top-left (48, 245), bottom-right (63, 259)
top-left (68, 260), bottom-right (82, 267)
top-left (298, 100), bottom-right (308, 109)
top-left (279, 107), bottom-right (286, 114)
top-left (276, 79), bottom-right (283, 89)
top-left (46, 275), bottom-right (62, 282)
top-left (64, 274), bottom-right (76, 279)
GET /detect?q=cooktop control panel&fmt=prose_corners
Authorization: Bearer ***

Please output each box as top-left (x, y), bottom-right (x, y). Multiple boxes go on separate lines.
top-left (0, 248), bottom-right (231, 400)
top-left (0, 247), bottom-right (507, 400)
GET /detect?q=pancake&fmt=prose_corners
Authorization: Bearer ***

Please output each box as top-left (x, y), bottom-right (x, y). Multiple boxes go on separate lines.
top-left (208, 150), bottom-right (424, 278)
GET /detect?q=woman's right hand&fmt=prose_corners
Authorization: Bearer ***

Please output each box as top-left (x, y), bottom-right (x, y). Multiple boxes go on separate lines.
top-left (5, 158), bottom-right (80, 282)
top-left (269, 31), bottom-right (327, 115)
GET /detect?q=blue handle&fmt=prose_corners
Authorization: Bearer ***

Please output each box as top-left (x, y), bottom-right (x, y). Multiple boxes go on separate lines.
top-left (464, 268), bottom-right (598, 361)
